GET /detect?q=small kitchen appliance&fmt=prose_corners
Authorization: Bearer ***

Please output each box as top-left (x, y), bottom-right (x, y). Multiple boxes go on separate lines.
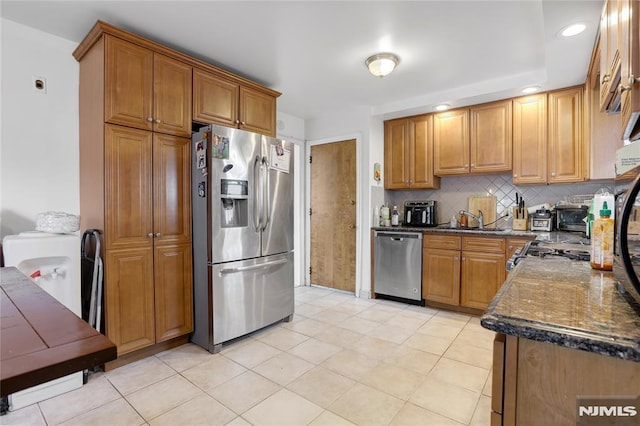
top-left (529, 209), bottom-right (554, 232)
top-left (555, 204), bottom-right (589, 232)
top-left (404, 200), bottom-right (437, 227)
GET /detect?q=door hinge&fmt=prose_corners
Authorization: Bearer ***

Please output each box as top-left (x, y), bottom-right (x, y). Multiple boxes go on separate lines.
top-left (309, 266), bottom-right (312, 275)
top-left (309, 156), bottom-right (312, 164)
top-left (309, 208), bottom-right (312, 215)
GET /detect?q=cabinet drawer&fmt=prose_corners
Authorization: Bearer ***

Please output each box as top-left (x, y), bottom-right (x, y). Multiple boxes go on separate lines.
top-left (424, 233), bottom-right (461, 250)
top-left (462, 236), bottom-right (505, 253)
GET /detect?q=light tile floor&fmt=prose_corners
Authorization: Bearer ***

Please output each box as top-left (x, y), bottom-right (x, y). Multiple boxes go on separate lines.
top-left (1, 286), bottom-right (495, 426)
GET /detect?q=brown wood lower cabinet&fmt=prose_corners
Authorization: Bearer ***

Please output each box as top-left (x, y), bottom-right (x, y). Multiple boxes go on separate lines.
top-left (492, 333), bottom-right (640, 425)
top-left (423, 233), bottom-right (508, 311)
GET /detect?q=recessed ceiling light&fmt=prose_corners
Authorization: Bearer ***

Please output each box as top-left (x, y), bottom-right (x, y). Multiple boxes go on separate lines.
top-left (435, 104), bottom-right (450, 111)
top-left (561, 23), bottom-right (586, 37)
top-left (522, 86), bottom-right (541, 94)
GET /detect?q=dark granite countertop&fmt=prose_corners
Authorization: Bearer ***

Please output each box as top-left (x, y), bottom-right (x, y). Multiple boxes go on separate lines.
top-left (371, 225), bottom-right (537, 238)
top-left (481, 256), bottom-right (640, 361)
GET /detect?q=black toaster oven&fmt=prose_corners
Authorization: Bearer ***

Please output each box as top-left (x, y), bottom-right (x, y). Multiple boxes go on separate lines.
top-left (555, 205), bottom-right (589, 232)
top-left (404, 200), bottom-right (437, 227)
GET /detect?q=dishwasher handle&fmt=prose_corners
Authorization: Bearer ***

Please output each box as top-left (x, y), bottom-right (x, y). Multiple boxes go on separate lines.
top-left (374, 231), bottom-right (423, 240)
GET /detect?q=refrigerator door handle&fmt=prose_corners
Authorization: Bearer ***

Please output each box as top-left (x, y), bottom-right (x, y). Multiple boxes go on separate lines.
top-left (261, 156), bottom-right (271, 231)
top-left (253, 155), bottom-right (262, 231)
top-left (219, 258), bottom-right (288, 275)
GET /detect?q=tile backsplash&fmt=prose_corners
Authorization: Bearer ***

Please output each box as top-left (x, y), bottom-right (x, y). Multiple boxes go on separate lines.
top-left (383, 174), bottom-right (614, 228)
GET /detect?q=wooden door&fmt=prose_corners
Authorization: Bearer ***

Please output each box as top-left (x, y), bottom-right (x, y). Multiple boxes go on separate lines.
top-left (433, 108), bottom-right (469, 175)
top-left (104, 35), bottom-right (153, 131)
top-left (192, 68), bottom-right (239, 128)
top-left (239, 86), bottom-right (277, 137)
top-left (105, 246), bottom-right (155, 355)
top-left (513, 94), bottom-right (547, 184)
top-left (460, 251), bottom-right (506, 310)
top-left (384, 118), bottom-right (410, 189)
top-left (423, 248), bottom-right (460, 305)
top-left (506, 237), bottom-right (534, 260)
top-left (153, 133), bottom-right (192, 245)
top-left (599, 0), bottom-right (622, 111)
top-left (621, 0), bottom-right (640, 139)
top-left (154, 243), bottom-right (193, 342)
top-left (548, 87), bottom-right (584, 183)
top-left (410, 115), bottom-right (440, 189)
top-left (310, 140), bottom-right (357, 292)
top-left (104, 124), bottom-right (153, 250)
top-left (470, 100), bottom-right (512, 173)
top-left (153, 54), bottom-right (192, 137)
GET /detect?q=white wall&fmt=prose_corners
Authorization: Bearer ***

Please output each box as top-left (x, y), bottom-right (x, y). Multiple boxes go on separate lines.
top-left (1, 19), bottom-right (79, 238)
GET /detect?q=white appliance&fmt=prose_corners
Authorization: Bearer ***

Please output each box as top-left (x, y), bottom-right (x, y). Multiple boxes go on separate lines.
top-left (2, 232), bottom-right (83, 410)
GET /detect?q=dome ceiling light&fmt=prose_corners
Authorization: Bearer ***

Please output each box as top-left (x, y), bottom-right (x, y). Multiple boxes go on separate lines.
top-left (561, 23), bottom-right (586, 37)
top-left (365, 53), bottom-right (400, 78)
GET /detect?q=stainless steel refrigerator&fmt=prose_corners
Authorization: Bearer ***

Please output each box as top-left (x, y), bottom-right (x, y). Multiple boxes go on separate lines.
top-left (191, 124), bottom-right (294, 353)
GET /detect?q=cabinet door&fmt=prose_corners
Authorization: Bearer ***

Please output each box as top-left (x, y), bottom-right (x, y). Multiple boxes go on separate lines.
top-left (410, 115), bottom-right (440, 189)
top-left (153, 133), bottom-right (192, 245)
top-left (460, 251), bottom-right (506, 310)
top-left (470, 100), bottom-right (512, 173)
top-left (423, 248), bottom-right (460, 305)
top-left (513, 94), bottom-right (547, 184)
top-left (154, 243), bottom-right (193, 342)
top-left (105, 246), bottom-right (155, 355)
top-left (434, 109), bottom-right (469, 175)
top-left (153, 54), bottom-right (192, 137)
top-left (384, 118), bottom-right (410, 189)
top-left (105, 125), bottom-right (153, 250)
top-left (600, 0), bottom-right (622, 112)
top-left (548, 87), bottom-right (584, 183)
top-left (104, 35), bottom-right (153, 131)
top-left (192, 68), bottom-right (239, 128)
top-left (239, 86), bottom-right (277, 137)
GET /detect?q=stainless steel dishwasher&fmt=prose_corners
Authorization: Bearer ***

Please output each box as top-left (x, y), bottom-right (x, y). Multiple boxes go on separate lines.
top-left (373, 230), bottom-right (422, 302)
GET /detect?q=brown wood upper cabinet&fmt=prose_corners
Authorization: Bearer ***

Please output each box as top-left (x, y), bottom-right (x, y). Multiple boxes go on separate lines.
top-left (193, 68), bottom-right (277, 137)
top-left (433, 100), bottom-right (512, 175)
top-left (513, 87), bottom-right (585, 184)
top-left (105, 35), bottom-right (192, 138)
top-left (599, 0), bottom-right (623, 113)
top-left (384, 115), bottom-right (440, 189)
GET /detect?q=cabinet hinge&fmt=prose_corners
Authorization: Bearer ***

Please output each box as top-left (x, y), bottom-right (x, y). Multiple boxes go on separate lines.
top-left (309, 208), bottom-right (312, 216)
top-left (309, 266), bottom-right (312, 275)
top-left (309, 156), bottom-right (312, 164)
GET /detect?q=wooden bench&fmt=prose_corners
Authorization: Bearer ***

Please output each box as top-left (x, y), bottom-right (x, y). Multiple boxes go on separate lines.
top-left (1, 267), bottom-right (116, 413)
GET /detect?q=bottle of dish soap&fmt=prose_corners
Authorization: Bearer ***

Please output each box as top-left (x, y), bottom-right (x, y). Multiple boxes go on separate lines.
top-left (391, 205), bottom-right (399, 226)
top-left (590, 201), bottom-right (614, 271)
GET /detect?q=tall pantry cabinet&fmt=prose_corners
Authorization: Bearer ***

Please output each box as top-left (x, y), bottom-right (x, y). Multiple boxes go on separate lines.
top-left (74, 22), bottom-right (193, 360)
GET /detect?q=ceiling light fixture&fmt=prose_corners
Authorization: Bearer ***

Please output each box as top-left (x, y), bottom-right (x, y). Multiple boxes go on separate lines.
top-left (435, 104), bottom-right (450, 111)
top-left (561, 23), bottom-right (586, 37)
top-left (365, 53), bottom-right (400, 78)
top-left (522, 86), bottom-right (541, 94)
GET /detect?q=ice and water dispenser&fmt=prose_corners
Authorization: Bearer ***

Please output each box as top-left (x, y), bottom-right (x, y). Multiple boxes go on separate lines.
top-left (220, 179), bottom-right (248, 228)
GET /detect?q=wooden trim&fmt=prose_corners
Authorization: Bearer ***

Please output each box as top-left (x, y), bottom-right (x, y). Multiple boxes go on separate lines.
top-left (492, 333), bottom-right (505, 415)
top-left (423, 299), bottom-right (483, 316)
top-left (503, 335), bottom-right (519, 426)
top-left (73, 20), bottom-right (281, 98)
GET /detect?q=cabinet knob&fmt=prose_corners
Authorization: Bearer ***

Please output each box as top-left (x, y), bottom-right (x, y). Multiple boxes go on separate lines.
top-left (470, 164), bottom-right (475, 167)
top-left (155, 233), bottom-right (161, 237)
top-left (601, 74), bottom-right (611, 84)
top-left (464, 164), bottom-right (469, 168)
top-left (148, 233), bottom-right (153, 238)
top-left (155, 119), bottom-right (161, 124)
top-left (349, 224), bottom-right (356, 230)
top-left (241, 121), bottom-right (246, 125)
top-left (513, 174), bottom-right (518, 178)
top-left (551, 172), bottom-right (556, 177)
top-left (147, 117), bottom-right (154, 122)
top-left (235, 120), bottom-right (241, 124)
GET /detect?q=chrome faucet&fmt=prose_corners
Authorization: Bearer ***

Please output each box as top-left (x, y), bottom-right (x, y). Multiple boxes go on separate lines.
top-left (459, 209), bottom-right (484, 230)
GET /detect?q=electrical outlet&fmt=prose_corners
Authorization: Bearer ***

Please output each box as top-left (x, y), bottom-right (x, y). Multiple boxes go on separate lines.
top-left (33, 76), bottom-right (47, 94)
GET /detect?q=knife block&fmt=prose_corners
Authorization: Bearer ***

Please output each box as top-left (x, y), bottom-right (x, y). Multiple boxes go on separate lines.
top-left (512, 207), bottom-right (529, 231)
